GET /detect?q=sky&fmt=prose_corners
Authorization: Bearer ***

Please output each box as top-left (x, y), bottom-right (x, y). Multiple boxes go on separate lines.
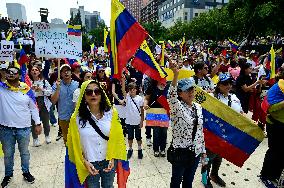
top-left (0, 0), bottom-right (111, 25)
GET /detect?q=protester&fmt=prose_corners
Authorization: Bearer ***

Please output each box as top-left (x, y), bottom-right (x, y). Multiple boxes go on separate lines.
top-left (0, 67), bottom-right (42, 187)
top-left (72, 71), bottom-right (93, 104)
top-left (121, 79), bottom-right (144, 159)
top-left (111, 77), bottom-right (127, 137)
top-left (235, 63), bottom-right (263, 113)
top-left (144, 80), bottom-right (168, 157)
top-left (29, 65), bottom-right (53, 146)
top-left (66, 80), bottom-right (126, 187)
top-left (167, 60), bottom-right (206, 188)
top-left (260, 79), bottom-right (284, 187)
top-left (95, 66), bottom-right (112, 100)
top-left (190, 61), bottom-right (215, 92)
top-left (71, 62), bottom-right (82, 83)
top-left (51, 64), bottom-right (79, 144)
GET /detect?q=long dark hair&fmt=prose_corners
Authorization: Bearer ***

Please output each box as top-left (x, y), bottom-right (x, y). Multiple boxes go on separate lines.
top-left (29, 65), bottom-right (43, 81)
top-left (240, 63), bottom-right (251, 76)
top-left (78, 81), bottom-right (112, 128)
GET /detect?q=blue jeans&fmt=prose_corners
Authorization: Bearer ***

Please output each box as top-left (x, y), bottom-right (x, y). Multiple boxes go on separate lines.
top-left (0, 126), bottom-right (31, 176)
top-left (170, 156), bottom-right (200, 188)
top-left (49, 105), bottom-right (57, 125)
top-left (86, 160), bottom-right (117, 188)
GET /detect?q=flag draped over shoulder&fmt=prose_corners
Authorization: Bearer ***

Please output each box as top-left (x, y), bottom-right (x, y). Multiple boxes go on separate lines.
top-left (194, 87), bottom-right (265, 167)
top-left (131, 40), bottom-right (167, 85)
top-left (65, 80), bottom-right (128, 187)
top-left (110, 0), bottom-right (148, 78)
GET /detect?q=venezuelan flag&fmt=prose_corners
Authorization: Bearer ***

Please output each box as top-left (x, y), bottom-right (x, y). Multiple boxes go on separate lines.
top-left (146, 108), bottom-right (170, 127)
top-left (131, 40), bottom-right (167, 85)
top-left (164, 68), bottom-right (194, 81)
top-left (159, 41), bottom-right (165, 67)
top-left (262, 79), bottom-right (284, 113)
top-left (166, 40), bottom-right (174, 49)
top-left (228, 38), bottom-right (239, 52)
top-left (194, 87), bottom-right (265, 167)
top-left (110, 0), bottom-right (148, 78)
top-left (18, 48), bottom-right (29, 66)
top-left (68, 25), bottom-right (81, 36)
top-left (116, 160), bottom-right (130, 188)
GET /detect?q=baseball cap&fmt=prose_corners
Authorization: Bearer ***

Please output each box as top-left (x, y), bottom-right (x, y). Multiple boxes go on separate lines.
top-left (60, 64), bottom-right (71, 72)
top-left (219, 73), bottom-right (232, 82)
top-left (71, 62), bottom-right (81, 69)
top-left (177, 78), bottom-right (195, 91)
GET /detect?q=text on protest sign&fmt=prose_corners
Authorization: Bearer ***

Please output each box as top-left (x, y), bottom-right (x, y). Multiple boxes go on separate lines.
top-left (34, 22), bottom-right (82, 59)
top-left (0, 40), bottom-right (14, 62)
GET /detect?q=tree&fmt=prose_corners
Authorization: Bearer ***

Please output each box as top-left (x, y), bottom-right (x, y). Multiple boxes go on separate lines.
top-left (88, 21), bottom-right (107, 47)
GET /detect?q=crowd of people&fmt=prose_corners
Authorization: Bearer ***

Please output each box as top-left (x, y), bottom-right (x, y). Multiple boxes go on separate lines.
top-left (1, 23), bottom-right (284, 187)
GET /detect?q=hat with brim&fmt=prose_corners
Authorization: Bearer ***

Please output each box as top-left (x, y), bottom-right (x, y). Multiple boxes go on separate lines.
top-left (60, 64), bottom-right (71, 72)
top-left (177, 78), bottom-right (195, 92)
top-left (219, 73), bottom-right (232, 83)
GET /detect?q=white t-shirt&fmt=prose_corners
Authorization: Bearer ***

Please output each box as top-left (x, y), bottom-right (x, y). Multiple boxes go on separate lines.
top-left (77, 110), bottom-right (112, 162)
top-left (125, 94), bottom-right (144, 125)
top-left (211, 93), bottom-right (243, 113)
top-left (72, 88), bottom-right (80, 103)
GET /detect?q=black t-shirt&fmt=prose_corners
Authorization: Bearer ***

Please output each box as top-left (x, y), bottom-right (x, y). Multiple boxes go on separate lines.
top-left (236, 74), bottom-right (253, 100)
top-left (145, 85), bottom-right (164, 108)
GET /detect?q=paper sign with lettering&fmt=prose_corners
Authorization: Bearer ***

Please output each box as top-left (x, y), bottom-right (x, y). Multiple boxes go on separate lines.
top-left (0, 40), bottom-right (14, 62)
top-left (34, 22), bottom-right (82, 59)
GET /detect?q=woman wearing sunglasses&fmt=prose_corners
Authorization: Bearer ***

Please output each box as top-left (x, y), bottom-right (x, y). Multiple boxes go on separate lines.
top-left (66, 80), bottom-right (126, 187)
top-left (29, 65), bottom-right (53, 146)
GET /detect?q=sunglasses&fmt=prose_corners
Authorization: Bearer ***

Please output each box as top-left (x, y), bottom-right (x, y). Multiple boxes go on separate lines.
top-left (99, 70), bottom-right (105, 73)
top-left (6, 68), bottom-right (19, 75)
top-left (85, 88), bottom-right (101, 96)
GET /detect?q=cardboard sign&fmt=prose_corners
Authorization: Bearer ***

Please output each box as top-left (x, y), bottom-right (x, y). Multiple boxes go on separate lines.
top-left (0, 40), bottom-right (14, 62)
top-left (34, 22), bottom-right (82, 59)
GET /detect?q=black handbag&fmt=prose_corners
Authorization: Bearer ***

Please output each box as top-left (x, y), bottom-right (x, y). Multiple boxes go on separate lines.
top-left (167, 104), bottom-right (198, 166)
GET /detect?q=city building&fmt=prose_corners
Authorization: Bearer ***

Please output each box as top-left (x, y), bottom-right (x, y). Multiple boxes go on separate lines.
top-left (120, 0), bottom-right (143, 22)
top-left (51, 18), bottom-right (64, 24)
top-left (141, 0), bottom-right (166, 23)
top-left (70, 6), bottom-right (102, 31)
top-left (6, 3), bottom-right (27, 22)
top-left (85, 11), bottom-right (101, 32)
top-left (158, 0), bottom-right (229, 28)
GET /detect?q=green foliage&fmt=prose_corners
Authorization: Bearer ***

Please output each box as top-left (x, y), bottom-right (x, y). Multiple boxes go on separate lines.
top-left (88, 21), bottom-right (107, 46)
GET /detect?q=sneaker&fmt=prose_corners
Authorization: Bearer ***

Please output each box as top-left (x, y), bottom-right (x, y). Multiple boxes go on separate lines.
top-left (56, 135), bottom-right (62, 141)
top-left (45, 136), bottom-right (51, 144)
top-left (160, 151), bottom-right (166, 157)
top-left (146, 138), bottom-right (152, 146)
top-left (138, 149), bottom-right (143, 159)
top-left (1, 175), bottom-right (13, 188)
top-left (154, 151), bottom-right (160, 157)
top-left (127, 149), bottom-right (133, 159)
top-left (33, 139), bottom-right (41, 147)
top-left (51, 123), bottom-right (57, 127)
top-left (260, 176), bottom-right (277, 188)
top-left (210, 174), bottom-right (226, 187)
top-left (23, 172), bottom-right (35, 184)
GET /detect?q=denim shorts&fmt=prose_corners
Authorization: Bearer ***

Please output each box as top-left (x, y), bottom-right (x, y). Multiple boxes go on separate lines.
top-left (126, 124), bottom-right (142, 141)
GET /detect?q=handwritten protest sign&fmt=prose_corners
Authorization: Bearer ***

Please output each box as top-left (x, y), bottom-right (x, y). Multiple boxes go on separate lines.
top-left (34, 22), bottom-right (82, 59)
top-left (0, 40), bottom-right (14, 62)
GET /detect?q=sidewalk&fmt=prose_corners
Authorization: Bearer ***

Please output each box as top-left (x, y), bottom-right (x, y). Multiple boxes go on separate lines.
top-left (0, 125), bottom-right (267, 188)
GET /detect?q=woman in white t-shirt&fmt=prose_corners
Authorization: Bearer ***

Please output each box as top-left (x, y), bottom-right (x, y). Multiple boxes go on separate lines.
top-left (72, 71), bottom-right (93, 105)
top-left (204, 73), bottom-right (243, 187)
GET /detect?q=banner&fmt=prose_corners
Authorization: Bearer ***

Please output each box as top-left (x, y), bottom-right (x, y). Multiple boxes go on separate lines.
top-left (0, 40), bottom-right (14, 62)
top-left (34, 22), bottom-right (82, 59)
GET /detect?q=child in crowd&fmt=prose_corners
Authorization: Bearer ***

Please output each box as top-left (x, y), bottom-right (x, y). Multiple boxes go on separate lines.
top-left (121, 77), bottom-right (144, 159)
